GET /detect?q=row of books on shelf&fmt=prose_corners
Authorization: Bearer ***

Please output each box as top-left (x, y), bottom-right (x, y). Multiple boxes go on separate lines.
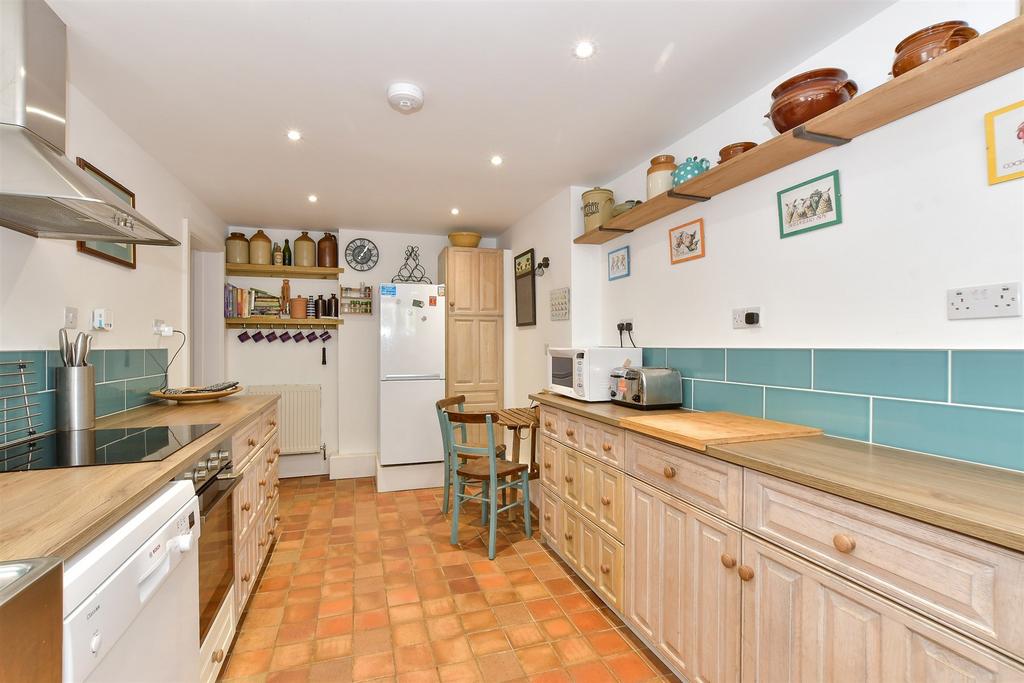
top-left (224, 284), bottom-right (282, 318)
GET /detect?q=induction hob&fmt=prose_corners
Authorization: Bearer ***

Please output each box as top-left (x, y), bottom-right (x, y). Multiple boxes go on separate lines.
top-left (0, 423), bottom-right (219, 472)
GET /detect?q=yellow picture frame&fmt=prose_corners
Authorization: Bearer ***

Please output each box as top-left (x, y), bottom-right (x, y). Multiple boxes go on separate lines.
top-left (985, 99), bottom-right (1024, 185)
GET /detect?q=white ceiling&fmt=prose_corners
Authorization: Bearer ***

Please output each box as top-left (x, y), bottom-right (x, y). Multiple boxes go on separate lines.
top-left (51, 1), bottom-right (890, 236)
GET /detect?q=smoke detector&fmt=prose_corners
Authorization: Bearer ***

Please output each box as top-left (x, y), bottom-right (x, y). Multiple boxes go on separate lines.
top-left (387, 82), bottom-right (424, 114)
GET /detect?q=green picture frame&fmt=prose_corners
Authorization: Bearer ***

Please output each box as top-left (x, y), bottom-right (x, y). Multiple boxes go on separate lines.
top-left (75, 157), bottom-right (138, 269)
top-left (777, 170), bottom-right (842, 239)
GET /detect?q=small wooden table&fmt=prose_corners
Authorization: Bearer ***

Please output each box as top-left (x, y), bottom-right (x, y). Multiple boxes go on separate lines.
top-left (495, 407), bottom-right (540, 479)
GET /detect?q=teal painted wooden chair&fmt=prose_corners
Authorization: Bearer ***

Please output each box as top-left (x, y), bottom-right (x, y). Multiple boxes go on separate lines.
top-left (435, 396), bottom-right (507, 515)
top-left (445, 410), bottom-right (531, 560)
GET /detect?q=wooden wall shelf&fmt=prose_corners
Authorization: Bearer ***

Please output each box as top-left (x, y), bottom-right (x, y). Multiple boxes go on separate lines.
top-left (574, 15), bottom-right (1024, 245)
top-left (224, 316), bottom-right (342, 329)
top-left (225, 264), bottom-right (344, 279)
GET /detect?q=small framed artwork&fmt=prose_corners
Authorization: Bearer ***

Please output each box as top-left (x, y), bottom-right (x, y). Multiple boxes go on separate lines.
top-left (985, 100), bottom-right (1024, 185)
top-left (75, 158), bottom-right (137, 268)
top-left (669, 218), bottom-right (705, 264)
top-left (608, 246), bottom-right (630, 281)
top-left (514, 248), bottom-right (536, 327)
top-left (777, 170), bottom-right (842, 238)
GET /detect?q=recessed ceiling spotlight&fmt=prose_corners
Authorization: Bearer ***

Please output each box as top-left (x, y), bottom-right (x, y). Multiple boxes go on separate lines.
top-left (308, 194), bottom-right (318, 203)
top-left (450, 208), bottom-right (460, 216)
top-left (490, 155), bottom-right (503, 166)
top-left (573, 40), bottom-right (596, 60)
top-left (287, 129), bottom-right (302, 141)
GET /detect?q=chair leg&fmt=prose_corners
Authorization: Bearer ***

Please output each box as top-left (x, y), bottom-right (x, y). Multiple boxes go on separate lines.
top-left (450, 472), bottom-right (461, 545)
top-left (521, 472), bottom-right (532, 538)
top-left (441, 455), bottom-right (451, 514)
top-left (481, 482), bottom-right (488, 525)
top-left (488, 477), bottom-right (499, 560)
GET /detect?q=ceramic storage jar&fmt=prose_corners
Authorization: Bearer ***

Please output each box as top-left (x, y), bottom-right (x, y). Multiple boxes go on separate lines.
top-left (249, 229), bottom-right (272, 265)
top-left (647, 155), bottom-right (676, 199)
top-left (225, 232), bottom-right (249, 264)
top-left (294, 231), bottom-right (316, 267)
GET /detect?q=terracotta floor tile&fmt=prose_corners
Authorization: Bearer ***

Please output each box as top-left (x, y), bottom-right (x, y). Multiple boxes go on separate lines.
top-left (525, 599), bottom-right (561, 621)
top-left (484, 588), bottom-right (521, 606)
top-left (308, 656), bottom-right (353, 682)
top-left (282, 603), bottom-right (318, 625)
top-left (515, 643), bottom-right (561, 675)
top-left (353, 607), bottom-right (389, 630)
top-left (352, 627), bottom-right (393, 656)
top-left (425, 615), bottom-right (463, 641)
top-left (397, 669), bottom-right (440, 683)
top-left (505, 623), bottom-right (547, 649)
top-left (315, 614), bottom-right (354, 639)
top-left (605, 651), bottom-right (659, 683)
top-left (313, 635), bottom-right (353, 661)
top-left (585, 629), bottom-right (631, 656)
top-left (567, 660), bottom-right (616, 683)
top-left (430, 635), bottom-right (473, 665)
top-left (222, 648), bottom-right (274, 678)
top-left (391, 621), bottom-right (429, 647)
top-left (568, 610), bottom-right (611, 633)
top-left (552, 636), bottom-right (597, 666)
top-left (467, 628), bottom-right (511, 656)
top-left (460, 609), bottom-right (498, 633)
top-left (354, 590), bottom-right (387, 612)
top-left (277, 621), bottom-right (317, 645)
top-left (437, 661), bottom-right (483, 682)
top-left (389, 603), bottom-right (425, 624)
top-left (234, 626), bottom-right (278, 653)
top-left (493, 603), bottom-right (531, 626)
top-left (454, 592), bottom-right (490, 613)
top-left (475, 651), bottom-right (525, 682)
top-left (553, 593), bottom-right (590, 614)
top-left (539, 617), bottom-right (576, 641)
top-left (394, 643), bottom-right (434, 673)
top-left (421, 597), bottom-right (456, 617)
top-left (528, 671), bottom-right (571, 683)
top-left (252, 590), bottom-right (288, 609)
top-left (270, 641), bottom-right (315, 671)
top-left (351, 652), bottom-right (395, 681)
top-left (245, 607), bottom-right (286, 629)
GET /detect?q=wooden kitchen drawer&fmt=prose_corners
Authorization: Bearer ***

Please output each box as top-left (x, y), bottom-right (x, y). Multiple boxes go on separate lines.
top-left (539, 436), bottom-right (561, 490)
top-left (626, 432), bottom-right (742, 524)
top-left (562, 412), bottom-right (584, 450)
top-left (581, 420), bottom-right (625, 469)
top-left (199, 589), bottom-right (235, 683)
top-left (540, 489), bottom-right (561, 551)
top-left (577, 519), bottom-right (625, 611)
top-left (232, 418), bottom-right (262, 468)
top-left (578, 451), bottom-right (625, 542)
top-left (260, 404), bottom-right (280, 443)
top-left (540, 406), bottom-right (561, 440)
top-left (232, 467), bottom-right (256, 539)
top-left (744, 470), bottom-right (1024, 659)
top-left (235, 526), bottom-right (258, 610)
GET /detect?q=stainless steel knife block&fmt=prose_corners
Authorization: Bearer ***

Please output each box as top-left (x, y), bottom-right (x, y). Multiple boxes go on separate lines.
top-left (56, 365), bottom-right (96, 431)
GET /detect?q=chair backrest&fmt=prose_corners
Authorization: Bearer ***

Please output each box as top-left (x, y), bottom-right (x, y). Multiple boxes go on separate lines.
top-left (435, 395), bottom-right (467, 464)
top-left (445, 410), bottom-right (501, 478)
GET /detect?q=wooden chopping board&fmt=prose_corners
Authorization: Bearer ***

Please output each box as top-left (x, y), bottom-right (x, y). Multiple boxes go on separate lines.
top-left (620, 411), bottom-right (821, 452)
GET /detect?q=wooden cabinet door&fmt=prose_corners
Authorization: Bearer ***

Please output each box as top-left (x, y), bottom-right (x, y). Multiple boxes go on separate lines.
top-left (658, 494), bottom-right (691, 678)
top-left (625, 479), bottom-right (660, 642)
top-left (578, 454), bottom-right (602, 523)
top-left (477, 249), bottom-right (503, 315)
top-left (578, 518), bottom-right (602, 586)
top-left (540, 489), bottom-right (560, 550)
top-left (445, 248), bottom-right (479, 314)
top-left (688, 511), bottom-right (741, 683)
top-left (539, 438), bottom-right (561, 490)
top-left (596, 466), bottom-right (625, 542)
top-left (596, 532), bottom-right (624, 611)
top-left (446, 316), bottom-right (502, 404)
top-left (561, 505), bottom-right (582, 567)
top-left (446, 317), bottom-right (479, 394)
top-left (561, 448), bottom-right (582, 508)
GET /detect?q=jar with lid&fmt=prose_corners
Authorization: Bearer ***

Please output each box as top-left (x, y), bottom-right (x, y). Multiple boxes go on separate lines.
top-left (294, 231), bottom-right (316, 267)
top-left (646, 155), bottom-right (676, 199)
top-left (225, 232), bottom-right (250, 264)
top-left (249, 229), bottom-right (272, 265)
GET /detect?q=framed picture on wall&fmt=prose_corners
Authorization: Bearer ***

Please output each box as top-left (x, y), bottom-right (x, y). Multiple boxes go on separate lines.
top-left (75, 158), bottom-right (137, 268)
top-left (777, 170), bottom-right (842, 238)
top-left (985, 100), bottom-right (1024, 185)
top-left (514, 248), bottom-right (536, 327)
top-left (669, 218), bottom-right (705, 264)
top-left (608, 246), bottom-right (630, 280)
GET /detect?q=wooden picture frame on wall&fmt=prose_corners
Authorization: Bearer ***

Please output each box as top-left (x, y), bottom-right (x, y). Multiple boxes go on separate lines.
top-left (75, 157), bottom-right (138, 269)
top-left (668, 218), bottom-right (705, 264)
top-left (514, 248), bottom-right (536, 327)
top-left (985, 100), bottom-right (1024, 185)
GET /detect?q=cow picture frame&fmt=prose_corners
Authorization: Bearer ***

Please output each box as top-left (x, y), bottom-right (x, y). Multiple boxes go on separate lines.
top-left (777, 170), bottom-right (842, 238)
top-left (608, 246), bottom-right (630, 280)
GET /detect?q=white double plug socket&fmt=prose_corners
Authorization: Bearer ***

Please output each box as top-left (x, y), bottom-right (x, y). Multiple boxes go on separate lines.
top-left (153, 319), bottom-right (174, 336)
top-left (732, 306), bottom-right (761, 329)
top-left (947, 282), bottom-right (1021, 320)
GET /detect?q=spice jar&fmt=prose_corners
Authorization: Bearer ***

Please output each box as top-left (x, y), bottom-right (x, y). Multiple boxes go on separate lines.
top-left (225, 232), bottom-right (249, 264)
top-left (249, 229), bottom-right (272, 265)
top-left (289, 297), bottom-right (308, 319)
top-left (294, 231), bottom-right (316, 267)
top-left (646, 155), bottom-right (676, 199)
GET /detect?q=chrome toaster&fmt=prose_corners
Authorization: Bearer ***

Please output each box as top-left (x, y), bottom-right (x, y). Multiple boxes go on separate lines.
top-left (610, 367), bottom-right (682, 409)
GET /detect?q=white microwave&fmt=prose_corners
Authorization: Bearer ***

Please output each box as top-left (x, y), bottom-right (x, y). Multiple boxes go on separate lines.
top-left (548, 347), bottom-right (644, 402)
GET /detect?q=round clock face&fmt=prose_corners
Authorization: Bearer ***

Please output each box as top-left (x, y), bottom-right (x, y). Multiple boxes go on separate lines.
top-left (345, 238), bottom-right (379, 271)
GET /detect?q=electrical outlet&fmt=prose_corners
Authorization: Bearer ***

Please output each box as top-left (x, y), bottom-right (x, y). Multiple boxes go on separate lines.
top-left (153, 319), bottom-right (165, 335)
top-left (732, 306), bottom-right (762, 329)
top-left (947, 282), bottom-right (1021, 320)
top-left (618, 318), bottom-right (633, 329)
top-left (64, 307), bottom-right (78, 328)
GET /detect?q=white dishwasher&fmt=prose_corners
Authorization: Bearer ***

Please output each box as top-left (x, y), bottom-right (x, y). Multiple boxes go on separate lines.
top-left (63, 481), bottom-right (201, 683)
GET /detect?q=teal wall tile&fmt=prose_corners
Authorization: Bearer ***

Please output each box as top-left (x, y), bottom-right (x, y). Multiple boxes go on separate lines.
top-left (126, 376), bottom-right (163, 410)
top-left (952, 351), bottom-right (1024, 410)
top-left (145, 348), bottom-right (168, 377)
top-left (682, 379), bottom-right (693, 409)
top-left (814, 350), bottom-right (948, 401)
top-left (642, 347), bottom-right (666, 367)
top-left (667, 348), bottom-right (725, 380)
top-left (104, 350), bottom-right (145, 381)
top-left (873, 400), bottom-right (1024, 471)
top-left (45, 351), bottom-right (62, 390)
top-left (96, 381), bottom-right (126, 416)
top-left (765, 388), bottom-right (869, 440)
top-left (692, 380), bottom-right (763, 417)
top-left (0, 351), bottom-right (45, 397)
top-left (728, 349), bottom-right (811, 388)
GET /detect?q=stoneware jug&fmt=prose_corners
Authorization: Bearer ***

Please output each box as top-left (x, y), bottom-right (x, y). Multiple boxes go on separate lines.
top-left (672, 157), bottom-right (710, 186)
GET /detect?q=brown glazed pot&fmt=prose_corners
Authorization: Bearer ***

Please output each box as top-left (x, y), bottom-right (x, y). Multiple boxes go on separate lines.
top-left (891, 21), bottom-right (978, 77)
top-left (718, 142), bottom-right (757, 164)
top-left (317, 233), bottom-right (338, 268)
top-left (766, 68), bottom-right (857, 134)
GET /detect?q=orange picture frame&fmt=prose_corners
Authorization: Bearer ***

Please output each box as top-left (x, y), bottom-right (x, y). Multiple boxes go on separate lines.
top-left (668, 218), bottom-right (705, 264)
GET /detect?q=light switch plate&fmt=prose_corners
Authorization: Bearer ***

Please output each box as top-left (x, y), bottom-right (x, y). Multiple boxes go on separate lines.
top-left (947, 282), bottom-right (1021, 320)
top-left (64, 306), bottom-right (78, 328)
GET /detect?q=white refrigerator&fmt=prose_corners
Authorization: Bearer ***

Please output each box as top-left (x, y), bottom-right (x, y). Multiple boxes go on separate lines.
top-left (378, 282), bottom-right (446, 466)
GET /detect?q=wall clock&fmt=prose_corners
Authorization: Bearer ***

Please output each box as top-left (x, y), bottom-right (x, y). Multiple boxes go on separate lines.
top-left (345, 238), bottom-right (379, 271)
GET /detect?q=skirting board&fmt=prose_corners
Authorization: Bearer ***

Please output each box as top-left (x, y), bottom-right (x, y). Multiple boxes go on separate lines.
top-left (330, 452), bottom-right (376, 480)
top-left (375, 456), bottom-right (445, 492)
top-left (279, 451), bottom-right (329, 478)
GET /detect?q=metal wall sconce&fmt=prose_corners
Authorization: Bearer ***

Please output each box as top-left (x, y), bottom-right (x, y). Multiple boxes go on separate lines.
top-left (536, 256), bottom-right (551, 277)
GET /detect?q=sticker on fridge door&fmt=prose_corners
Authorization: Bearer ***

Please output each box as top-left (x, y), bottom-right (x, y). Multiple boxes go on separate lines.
top-left (380, 284), bottom-right (397, 296)
top-left (412, 299), bottom-right (424, 308)
top-left (429, 296), bottom-right (436, 306)
top-left (438, 285), bottom-right (445, 297)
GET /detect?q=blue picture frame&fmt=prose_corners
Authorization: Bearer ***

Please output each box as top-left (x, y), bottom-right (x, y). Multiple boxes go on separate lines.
top-left (608, 246), bottom-right (630, 281)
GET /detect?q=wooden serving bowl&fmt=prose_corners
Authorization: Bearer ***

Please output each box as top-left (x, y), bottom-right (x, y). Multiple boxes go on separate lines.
top-left (448, 231), bottom-right (482, 248)
top-left (892, 21), bottom-right (978, 77)
top-left (150, 385), bottom-right (243, 403)
top-left (766, 68), bottom-right (857, 134)
top-left (718, 141), bottom-right (757, 164)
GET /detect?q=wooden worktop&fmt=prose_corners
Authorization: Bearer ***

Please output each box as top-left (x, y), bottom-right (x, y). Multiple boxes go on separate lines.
top-left (0, 395), bottom-right (277, 562)
top-left (530, 392), bottom-right (1024, 553)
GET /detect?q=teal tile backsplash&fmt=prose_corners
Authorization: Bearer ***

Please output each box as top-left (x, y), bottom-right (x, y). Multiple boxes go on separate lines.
top-left (643, 347), bottom-right (1024, 471)
top-left (0, 347), bottom-right (167, 444)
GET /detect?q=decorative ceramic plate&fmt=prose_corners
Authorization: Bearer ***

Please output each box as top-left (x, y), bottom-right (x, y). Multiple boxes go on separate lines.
top-left (150, 386), bottom-right (244, 403)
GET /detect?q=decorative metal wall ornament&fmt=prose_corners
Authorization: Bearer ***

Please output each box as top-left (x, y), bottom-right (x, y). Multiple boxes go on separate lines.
top-left (391, 245), bottom-right (432, 283)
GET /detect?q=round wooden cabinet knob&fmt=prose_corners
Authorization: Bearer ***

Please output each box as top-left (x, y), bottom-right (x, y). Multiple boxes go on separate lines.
top-left (543, 462), bottom-right (552, 469)
top-left (258, 539), bottom-right (265, 548)
top-left (564, 531), bottom-right (573, 540)
top-left (449, 301), bottom-right (455, 308)
top-left (274, 448), bottom-right (281, 455)
top-left (602, 442), bottom-right (613, 452)
top-left (270, 420), bottom-right (277, 427)
top-left (242, 572), bottom-right (251, 582)
top-left (600, 564), bottom-right (610, 575)
top-left (268, 529), bottom-right (274, 538)
top-left (601, 496), bottom-right (611, 506)
top-left (248, 437), bottom-right (256, 447)
top-left (737, 565), bottom-right (755, 582)
top-left (259, 479), bottom-right (267, 487)
top-left (544, 513), bottom-right (551, 521)
top-left (544, 419), bottom-right (553, 428)
top-left (267, 492), bottom-right (274, 500)
top-left (212, 649), bottom-right (225, 663)
top-left (833, 534), bottom-right (856, 553)
top-left (720, 553), bottom-right (737, 569)
top-left (564, 475), bottom-right (574, 483)
top-left (566, 428), bottom-right (575, 437)
top-left (663, 466), bottom-right (677, 479)
top-left (274, 515), bottom-right (281, 522)
top-left (242, 502), bottom-right (251, 511)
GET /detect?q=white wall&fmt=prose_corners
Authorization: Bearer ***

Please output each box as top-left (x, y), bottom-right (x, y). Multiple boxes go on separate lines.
top-left (597, 1), bottom-right (1024, 349)
top-left (0, 84), bottom-right (226, 385)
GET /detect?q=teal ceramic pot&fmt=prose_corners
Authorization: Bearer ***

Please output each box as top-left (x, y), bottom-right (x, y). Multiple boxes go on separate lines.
top-left (672, 156), bottom-right (711, 186)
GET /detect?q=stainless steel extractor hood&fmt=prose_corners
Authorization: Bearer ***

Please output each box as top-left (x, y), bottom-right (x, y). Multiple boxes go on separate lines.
top-left (0, 0), bottom-right (179, 246)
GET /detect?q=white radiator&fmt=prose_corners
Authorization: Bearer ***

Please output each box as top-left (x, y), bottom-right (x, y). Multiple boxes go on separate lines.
top-left (246, 384), bottom-right (321, 455)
